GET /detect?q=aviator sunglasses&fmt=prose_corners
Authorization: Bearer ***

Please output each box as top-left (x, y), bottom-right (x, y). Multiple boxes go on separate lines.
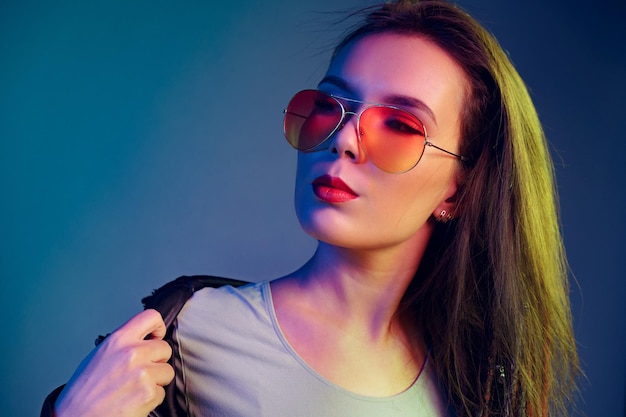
top-left (283, 89), bottom-right (466, 173)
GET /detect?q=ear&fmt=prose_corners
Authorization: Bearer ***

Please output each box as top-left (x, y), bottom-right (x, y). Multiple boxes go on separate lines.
top-left (432, 176), bottom-right (460, 223)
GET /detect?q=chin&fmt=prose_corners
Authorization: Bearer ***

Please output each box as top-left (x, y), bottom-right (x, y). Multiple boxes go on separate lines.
top-left (296, 207), bottom-right (357, 247)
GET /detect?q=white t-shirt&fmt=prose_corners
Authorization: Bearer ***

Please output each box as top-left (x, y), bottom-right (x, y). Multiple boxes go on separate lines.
top-left (173, 281), bottom-right (451, 417)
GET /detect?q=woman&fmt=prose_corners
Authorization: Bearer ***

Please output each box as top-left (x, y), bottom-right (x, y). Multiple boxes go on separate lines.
top-left (49, 1), bottom-right (580, 416)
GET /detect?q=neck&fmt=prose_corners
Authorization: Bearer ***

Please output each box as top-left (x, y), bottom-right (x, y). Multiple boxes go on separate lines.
top-left (279, 223), bottom-right (433, 341)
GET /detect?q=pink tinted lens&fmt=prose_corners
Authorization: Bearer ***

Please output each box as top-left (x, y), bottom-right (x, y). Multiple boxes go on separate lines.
top-left (359, 106), bottom-right (426, 173)
top-left (284, 90), bottom-right (343, 150)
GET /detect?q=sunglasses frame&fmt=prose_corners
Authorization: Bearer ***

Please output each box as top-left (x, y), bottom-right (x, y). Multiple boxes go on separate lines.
top-left (284, 89), bottom-right (467, 173)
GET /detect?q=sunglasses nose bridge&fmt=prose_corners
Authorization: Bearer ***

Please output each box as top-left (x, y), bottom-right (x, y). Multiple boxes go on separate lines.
top-left (327, 109), bottom-right (367, 165)
top-left (333, 110), bottom-right (364, 145)
top-left (337, 110), bottom-right (358, 129)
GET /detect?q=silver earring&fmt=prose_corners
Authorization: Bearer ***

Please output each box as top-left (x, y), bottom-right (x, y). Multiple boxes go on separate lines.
top-left (436, 209), bottom-right (453, 223)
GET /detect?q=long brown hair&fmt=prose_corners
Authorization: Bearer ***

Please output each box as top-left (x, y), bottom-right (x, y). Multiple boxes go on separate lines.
top-left (334, 1), bottom-right (580, 415)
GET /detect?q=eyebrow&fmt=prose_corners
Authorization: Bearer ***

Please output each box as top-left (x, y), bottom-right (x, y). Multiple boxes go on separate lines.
top-left (318, 75), bottom-right (438, 126)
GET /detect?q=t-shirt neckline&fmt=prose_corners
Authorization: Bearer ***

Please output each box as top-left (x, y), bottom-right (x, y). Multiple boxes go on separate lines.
top-left (261, 280), bottom-right (429, 402)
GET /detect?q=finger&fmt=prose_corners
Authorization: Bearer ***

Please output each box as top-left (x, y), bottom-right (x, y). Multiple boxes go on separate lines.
top-left (139, 338), bottom-right (172, 363)
top-left (117, 309), bottom-right (167, 341)
top-left (149, 385), bottom-right (167, 411)
top-left (126, 381), bottom-right (167, 415)
top-left (150, 362), bottom-right (176, 387)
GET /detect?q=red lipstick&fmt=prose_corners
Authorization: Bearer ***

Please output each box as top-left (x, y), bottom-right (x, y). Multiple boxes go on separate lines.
top-left (312, 175), bottom-right (358, 203)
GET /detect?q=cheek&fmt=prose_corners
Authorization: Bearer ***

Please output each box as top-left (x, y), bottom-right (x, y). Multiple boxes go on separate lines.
top-left (376, 182), bottom-right (431, 234)
top-left (293, 176), bottom-right (308, 222)
top-left (293, 154), bottom-right (320, 231)
top-left (379, 164), bottom-right (454, 226)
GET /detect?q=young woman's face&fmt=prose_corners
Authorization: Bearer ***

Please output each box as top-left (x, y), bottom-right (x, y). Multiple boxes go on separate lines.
top-left (294, 33), bottom-right (468, 251)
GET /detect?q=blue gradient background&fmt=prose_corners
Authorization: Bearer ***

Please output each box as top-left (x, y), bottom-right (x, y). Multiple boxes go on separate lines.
top-left (1, 1), bottom-right (624, 416)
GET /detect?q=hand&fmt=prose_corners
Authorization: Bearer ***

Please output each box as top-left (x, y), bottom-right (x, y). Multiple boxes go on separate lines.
top-left (54, 309), bottom-right (175, 417)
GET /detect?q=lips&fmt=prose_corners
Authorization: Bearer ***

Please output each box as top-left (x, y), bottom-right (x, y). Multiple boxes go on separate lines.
top-left (312, 174), bottom-right (358, 203)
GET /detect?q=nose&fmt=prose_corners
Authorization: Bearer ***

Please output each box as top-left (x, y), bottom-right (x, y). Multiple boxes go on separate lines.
top-left (328, 112), bottom-right (365, 164)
